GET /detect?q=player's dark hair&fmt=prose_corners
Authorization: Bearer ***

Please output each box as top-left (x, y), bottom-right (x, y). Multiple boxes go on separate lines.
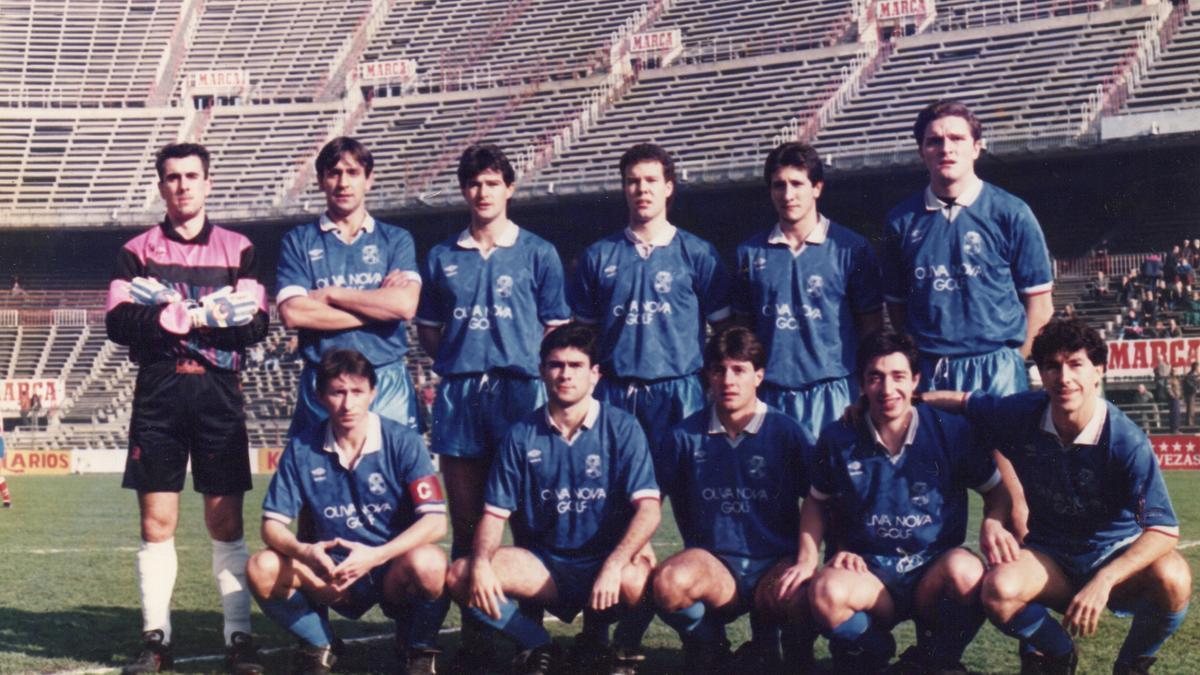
top-left (763, 142), bottom-right (824, 186)
top-left (912, 100), bottom-right (983, 145)
top-left (855, 331), bottom-right (919, 381)
top-left (155, 142), bottom-right (210, 181)
top-left (540, 323), bottom-right (599, 367)
top-left (316, 349), bottom-right (377, 394)
top-left (619, 143), bottom-right (676, 185)
top-left (457, 143), bottom-right (515, 189)
top-left (315, 136), bottom-right (374, 180)
top-left (1031, 318), bottom-right (1108, 371)
top-left (704, 326), bottom-right (766, 372)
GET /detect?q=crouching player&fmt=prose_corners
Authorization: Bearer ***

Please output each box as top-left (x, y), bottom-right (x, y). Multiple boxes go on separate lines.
top-left (923, 319), bottom-right (1191, 674)
top-left (653, 327), bottom-right (818, 671)
top-left (447, 324), bottom-right (661, 674)
top-left (247, 350), bottom-right (450, 674)
top-left (781, 331), bottom-right (1017, 673)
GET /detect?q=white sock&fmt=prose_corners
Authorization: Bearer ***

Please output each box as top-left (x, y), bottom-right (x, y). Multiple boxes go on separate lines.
top-left (212, 538), bottom-right (252, 644)
top-left (137, 538), bottom-right (177, 644)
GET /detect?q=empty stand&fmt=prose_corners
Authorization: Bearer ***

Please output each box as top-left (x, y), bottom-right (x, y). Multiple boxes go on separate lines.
top-left (659, 0), bottom-right (854, 61)
top-left (1123, 3), bottom-right (1200, 113)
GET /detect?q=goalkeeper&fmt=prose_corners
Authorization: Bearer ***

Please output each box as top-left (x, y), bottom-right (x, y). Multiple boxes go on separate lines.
top-left (105, 142), bottom-right (268, 674)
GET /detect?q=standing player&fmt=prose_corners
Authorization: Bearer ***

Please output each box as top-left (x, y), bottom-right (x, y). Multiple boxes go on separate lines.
top-left (415, 144), bottom-right (571, 561)
top-left (446, 325), bottom-right (661, 674)
top-left (653, 327), bottom-right (817, 671)
top-left (881, 100), bottom-right (1054, 395)
top-left (247, 349), bottom-right (450, 674)
top-left (277, 137), bottom-right (422, 437)
top-left (779, 331), bottom-right (1017, 673)
top-left (923, 319), bottom-right (1191, 674)
top-left (0, 414), bottom-right (10, 508)
top-left (733, 142), bottom-right (882, 439)
top-left (105, 142), bottom-right (268, 673)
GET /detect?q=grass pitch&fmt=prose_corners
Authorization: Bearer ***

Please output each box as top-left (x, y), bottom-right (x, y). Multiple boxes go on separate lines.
top-left (1, 473), bottom-right (1199, 673)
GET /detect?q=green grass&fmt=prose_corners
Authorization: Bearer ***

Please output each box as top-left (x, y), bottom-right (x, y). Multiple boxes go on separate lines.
top-left (1, 474), bottom-right (1199, 673)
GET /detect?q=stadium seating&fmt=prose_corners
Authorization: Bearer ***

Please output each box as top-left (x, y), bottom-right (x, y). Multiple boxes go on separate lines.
top-left (655, 0), bottom-right (855, 60)
top-left (1123, 3), bottom-right (1200, 113)
top-left (930, 0), bottom-right (1106, 32)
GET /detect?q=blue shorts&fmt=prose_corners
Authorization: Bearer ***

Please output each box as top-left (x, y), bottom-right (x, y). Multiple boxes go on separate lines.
top-left (596, 373), bottom-right (705, 477)
top-left (326, 556), bottom-right (399, 620)
top-left (918, 347), bottom-right (1028, 396)
top-left (1025, 537), bottom-right (1136, 590)
top-left (528, 549), bottom-right (606, 623)
top-left (865, 548), bottom-right (954, 622)
top-left (715, 554), bottom-right (785, 617)
top-left (761, 377), bottom-right (853, 441)
top-left (430, 372), bottom-right (544, 459)
top-left (289, 360), bottom-right (420, 439)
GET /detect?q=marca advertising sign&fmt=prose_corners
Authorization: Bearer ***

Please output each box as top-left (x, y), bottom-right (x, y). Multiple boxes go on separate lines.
top-left (186, 69), bottom-right (249, 94)
top-left (0, 379), bottom-right (63, 414)
top-left (357, 59), bottom-right (418, 84)
top-left (873, 0), bottom-right (932, 20)
top-left (630, 29), bottom-right (682, 53)
top-left (1106, 338), bottom-right (1200, 378)
top-left (1150, 435), bottom-right (1200, 470)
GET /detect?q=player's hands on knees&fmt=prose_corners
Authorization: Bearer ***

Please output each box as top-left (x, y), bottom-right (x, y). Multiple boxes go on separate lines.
top-left (830, 551), bottom-right (868, 574)
top-left (469, 559), bottom-right (507, 620)
top-left (590, 561), bottom-right (624, 611)
top-left (301, 540), bottom-right (341, 582)
top-left (331, 539), bottom-right (381, 592)
top-left (775, 562), bottom-right (816, 602)
top-left (980, 518), bottom-right (1021, 566)
top-left (1063, 576), bottom-right (1114, 637)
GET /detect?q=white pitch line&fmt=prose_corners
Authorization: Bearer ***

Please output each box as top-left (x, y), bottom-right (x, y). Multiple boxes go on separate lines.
top-left (1176, 539), bottom-right (1200, 550)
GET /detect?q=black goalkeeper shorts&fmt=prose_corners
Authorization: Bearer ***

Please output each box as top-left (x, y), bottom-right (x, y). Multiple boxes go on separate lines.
top-left (122, 358), bottom-right (252, 495)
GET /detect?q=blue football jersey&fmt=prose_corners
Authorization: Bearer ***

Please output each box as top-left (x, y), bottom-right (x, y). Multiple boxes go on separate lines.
top-left (811, 403), bottom-right (999, 577)
top-left (415, 225), bottom-right (570, 377)
top-left (571, 227), bottom-right (731, 379)
top-left (483, 400), bottom-right (660, 558)
top-left (881, 182), bottom-right (1053, 356)
top-left (263, 414), bottom-right (446, 547)
top-left (733, 218), bottom-right (882, 389)
top-left (659, 401), bottom-right (817, 560)
top-left (276, 215), bottom-right (420, 366)
top-left (965, 391), bottom-right (1179, 554)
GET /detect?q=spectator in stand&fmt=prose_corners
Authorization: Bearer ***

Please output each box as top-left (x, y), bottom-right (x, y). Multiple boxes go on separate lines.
top-left (1135, 383), bottom-right (1159, 433)
top-left (1091, 270), bottom-right (1110, 299)
top-left (1165, 280), bottom-right (1186, 311)
top-left (1164, 245), bottom-right (1180, 285)
top-left (10, 276), bottom-right (24, 297)
top-left (1184, 361), bottom-right (1199, 427)
top-left (1167, 370), bottom-right (1183, 434)
top-left (1141, 253), bottom-right (1163, 285)
top-left (1057, 304), bottom-right (1076, 320)
top-left (1154, 358), bottom-right (1171, 402)
top-left (1151, 321), bottom-right (1167, 340)
top-left (1142, 289), bottom-right (1158, 323)
top-left (1121, 310), bottom-right (1142, 340)
top-left (1166, 318), bottom-right (1183, 339)
top-left (1178, 257), bottom-right (1193, 287)
top-left (1118, 274), bottom-right (1137, 305)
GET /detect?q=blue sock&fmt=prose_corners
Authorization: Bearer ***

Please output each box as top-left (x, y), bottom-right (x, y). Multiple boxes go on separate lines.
top-left (750, 612), bottom-right (780, 657)
top-left (922, 595), bottom-right (986, 667)
top-left (393, 593), bottom-right (452, 650)
top-left (613, 602), bottom-right (655, 651)
top-left (997, 603), bottom-right (1073, 658)
top-left (464, 598), bottom-right (550, 650)
top-left (659, 601), bottom-right (722, 644)
top-left (255, 590), bottom-right (333, 647)
top-left (580, 608), bottom-right (612, 646)
top-left (826, 611), bottom-right (895, 661)
top-left (1117, 601), bottom-right (1188, 665)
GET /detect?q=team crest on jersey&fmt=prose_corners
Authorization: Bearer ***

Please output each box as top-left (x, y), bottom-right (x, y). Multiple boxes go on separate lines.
top-left (527, 449), bottom-right (543, 464)
top-left (654, 271), bottom-right (673, 294)
top-left (311, 467), bottom-right (327, 482)
top-left (910, 481), bottom-right (929, 506)
top-left (910, 228), bottom-right (923, 241)
top-left (585, 454), bottom-right (603, 478)
top-left (806, 275), bottom-right (824, 298)
top-left (361, 245), bottom-right (381, 265)
top-left (754, 256), bottom-right (768, 271)
top-left (896, 550), bottom-right (925, 574)
top-left (747, 455), bottom-right (766, 479)
top-left (444, 264), bottom-right (459, 277)
top-left (604, 265), bottom-right (618, 278)
top-left (694, 449), bottom-right (708, 463)
top-left (962, 231), bottom-right (983, 256)
top-left (847, 460), bottom-right (863, 477)
top-left (308, 248), bottom-right (324, 261)
top-left (495, 275), bottom-right (514, 298)
top-left (368, 472), bottom-right (387, 495)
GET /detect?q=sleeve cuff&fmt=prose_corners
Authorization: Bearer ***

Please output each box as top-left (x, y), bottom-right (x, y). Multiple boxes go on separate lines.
top-left (1148, 525), bottom-right (1180, 538)
top-left (1019, 281), bottom-right (1054, 296)
top-left (263, 511), bottom-right (293, 525)
top-left (542, 318), bottom-right (572, 327)
top-left (974, 469), bottom-right (1002, 494)
top-left (631, 488), bottom-right (661, 503)
top-left (415, 503), bottom-right (447, 515)
top-left (390, 270), bottom-right (423, 285)
top-left (808, 486), bottom-right (830, 501)
top-left (276, 285), bottom-right (309, 305)
top-left (413, 317), bottom-right (444, 327)
top-left (483, 504), bottom-right (512, 519)
top-left (707, 306), bottom-right (732, 323)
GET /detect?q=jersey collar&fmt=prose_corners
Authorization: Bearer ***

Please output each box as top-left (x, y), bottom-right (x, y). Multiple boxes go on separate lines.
top-left (456, 221), bottom-right (520, 258)
top-left (865, 407), bottom-right (919, 464)
top-left (767, 215), bottom-right (830, 252)
top-left (160, 217), bottom-right (214, 245)
top-left (544, 397), bottom-right (601, 445)
top-left (322, 413), bottom-right (383, 470)
top-left (923, 176), bottom-right (984, 222)
top-left (319, 212), bottom-right (376, 244)
top-left (707, 399), bottom-right (768, 436)
top-left (1039, 399), bottom-right (1107, 448)
top-left (624, 224), bottom-right (677, 259)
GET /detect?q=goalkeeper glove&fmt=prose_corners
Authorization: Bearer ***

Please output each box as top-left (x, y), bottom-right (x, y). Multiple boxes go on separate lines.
top-left (129, 277), bottom-right (182, 305)
top-left (188, 286), bottom-right (258, 329)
